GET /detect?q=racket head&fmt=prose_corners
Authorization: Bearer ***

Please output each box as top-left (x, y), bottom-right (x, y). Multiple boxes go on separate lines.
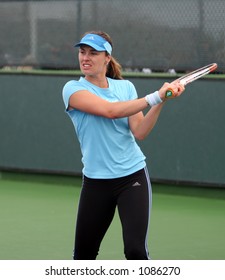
top-left (179, 63), bottom-right (218, 85)
top-left (165, 63), bottom-right (217, 98)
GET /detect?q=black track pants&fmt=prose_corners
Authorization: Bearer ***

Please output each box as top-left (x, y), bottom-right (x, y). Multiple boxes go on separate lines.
top-left (73, 167), bottom-right (152, 260)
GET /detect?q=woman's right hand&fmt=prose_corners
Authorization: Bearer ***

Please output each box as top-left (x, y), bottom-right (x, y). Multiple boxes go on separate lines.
top-left (158, 81), bottom-right (185, 100)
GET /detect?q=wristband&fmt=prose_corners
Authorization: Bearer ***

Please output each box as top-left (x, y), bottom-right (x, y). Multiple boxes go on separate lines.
top-left (145, 91), bottom-right (163, 107)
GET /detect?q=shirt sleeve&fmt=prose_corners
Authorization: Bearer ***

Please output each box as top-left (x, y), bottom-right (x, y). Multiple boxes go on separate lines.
top-left (127, 80), bottom-right (138, 100)
top-left (62, 80), bottom-right (86, 110)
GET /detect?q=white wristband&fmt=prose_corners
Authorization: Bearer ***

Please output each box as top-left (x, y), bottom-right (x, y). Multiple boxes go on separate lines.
top-left (145, 91), bottom-right (163, 107)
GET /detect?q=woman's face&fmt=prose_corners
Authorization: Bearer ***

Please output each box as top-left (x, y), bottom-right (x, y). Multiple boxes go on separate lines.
top-left (78, 45), bottom-right (110, 77)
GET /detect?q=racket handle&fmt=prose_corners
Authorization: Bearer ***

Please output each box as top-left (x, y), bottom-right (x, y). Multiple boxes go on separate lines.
top-left (165, 89), bottom-right (174, 98)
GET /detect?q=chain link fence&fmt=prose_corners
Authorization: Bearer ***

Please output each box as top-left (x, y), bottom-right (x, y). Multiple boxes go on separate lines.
top-left (0, 0), bottom-right (224, 73)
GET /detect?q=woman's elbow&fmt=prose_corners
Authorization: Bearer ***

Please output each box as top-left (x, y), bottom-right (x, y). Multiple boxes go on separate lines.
top-left (133, 132), bottom-right (147, 141)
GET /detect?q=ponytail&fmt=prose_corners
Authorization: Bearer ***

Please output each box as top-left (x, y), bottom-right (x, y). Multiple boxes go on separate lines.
top-left (106, 56), bottom-right (123, 80)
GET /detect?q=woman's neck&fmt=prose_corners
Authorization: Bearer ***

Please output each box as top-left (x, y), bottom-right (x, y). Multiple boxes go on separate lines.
top-left (85, 75), bottom-right (109, 88)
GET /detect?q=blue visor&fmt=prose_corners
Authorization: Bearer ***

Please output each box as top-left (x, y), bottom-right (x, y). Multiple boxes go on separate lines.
top-left (74, 33), bottom-right (112, 55)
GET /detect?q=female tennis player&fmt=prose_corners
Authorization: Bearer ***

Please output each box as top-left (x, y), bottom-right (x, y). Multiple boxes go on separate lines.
top-left (62, 31), bottom-right (185, 260)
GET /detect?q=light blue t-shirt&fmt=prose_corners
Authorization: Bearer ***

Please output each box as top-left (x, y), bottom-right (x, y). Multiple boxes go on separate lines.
top-left (62, 77), bottom-right (146, 179)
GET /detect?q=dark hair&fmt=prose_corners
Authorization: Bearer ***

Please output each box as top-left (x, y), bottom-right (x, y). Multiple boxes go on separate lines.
top-left (83, 30), bottom-right (123, 80)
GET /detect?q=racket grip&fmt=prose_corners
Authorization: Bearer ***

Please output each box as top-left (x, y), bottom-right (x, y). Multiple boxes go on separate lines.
top-left (165, 89), bottom-right (174, 98)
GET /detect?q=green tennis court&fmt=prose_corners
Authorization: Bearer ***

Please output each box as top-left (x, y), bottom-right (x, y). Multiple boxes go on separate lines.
top-left (0, 172), bottom-right (224, 260)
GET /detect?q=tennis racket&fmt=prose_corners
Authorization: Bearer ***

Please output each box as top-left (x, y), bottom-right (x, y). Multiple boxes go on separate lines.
top-left (165, 63), bottom-right (218, 98)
